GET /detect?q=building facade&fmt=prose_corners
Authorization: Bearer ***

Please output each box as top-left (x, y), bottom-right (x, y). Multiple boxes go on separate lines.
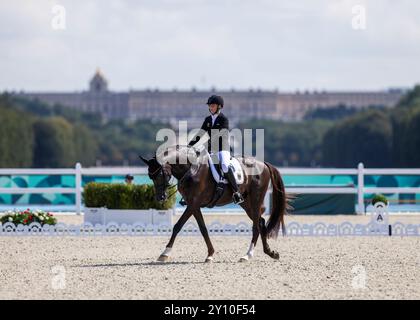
top-left (18, 70), bottom-right (405, 127)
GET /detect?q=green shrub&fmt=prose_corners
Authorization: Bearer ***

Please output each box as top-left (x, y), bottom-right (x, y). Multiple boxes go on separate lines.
top-left (371, 194), bottom-right (388, 206)
top-left (0, 209), bottom-right (57, 226)
top-left (83, 182), bottom-right (176, 210)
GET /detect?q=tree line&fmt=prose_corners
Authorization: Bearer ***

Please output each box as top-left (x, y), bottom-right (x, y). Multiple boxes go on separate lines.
top-left (0, 94), bottom-right (166, 168)
top-left (321, 86), bottom-right (420, 168)
top-left (1, 85), bottom-right (419, 168)
top-left (239, 86), bottom-right (420, 168)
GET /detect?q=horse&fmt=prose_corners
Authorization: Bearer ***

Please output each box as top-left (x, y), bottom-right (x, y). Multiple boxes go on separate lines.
top-left (140, 145), bottom-right (290, 262)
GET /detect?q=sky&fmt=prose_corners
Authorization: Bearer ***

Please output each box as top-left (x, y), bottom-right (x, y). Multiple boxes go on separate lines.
top-left (0, 0), bottom-right (419, 92)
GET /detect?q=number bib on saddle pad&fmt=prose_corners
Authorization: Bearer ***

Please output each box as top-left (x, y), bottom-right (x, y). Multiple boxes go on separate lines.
top-left (208, 153), bottom-right (245, 185)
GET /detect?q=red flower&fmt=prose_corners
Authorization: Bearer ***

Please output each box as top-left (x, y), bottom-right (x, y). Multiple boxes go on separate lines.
top-left (23, 219), bottom-right (27, 224)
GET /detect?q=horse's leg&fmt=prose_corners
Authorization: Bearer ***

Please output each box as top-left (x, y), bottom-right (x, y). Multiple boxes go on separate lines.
top-left (239, 216), bottom-right (260, 262)
top-left (238, 195), bottom-right (260, 262)
top-left (259, 217), bottom-right (279, 260)
top-left (239, 176), bottom-right (267, 262)
top-left (157, 206), bottom-right (193, 262)
top-left (193, 209), bottom-right (215, 263)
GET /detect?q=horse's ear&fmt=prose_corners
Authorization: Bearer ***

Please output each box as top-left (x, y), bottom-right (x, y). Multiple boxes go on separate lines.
top-left (139, 155), bottom-right (150, 165)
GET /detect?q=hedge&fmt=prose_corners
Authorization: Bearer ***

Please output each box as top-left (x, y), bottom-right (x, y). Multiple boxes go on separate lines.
top-left (83, 182), bottom-right (176, 210)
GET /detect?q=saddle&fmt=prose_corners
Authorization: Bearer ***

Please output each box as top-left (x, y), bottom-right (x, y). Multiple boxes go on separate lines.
top-left (204, 153), bottom-right (244, 208)
top-left (179, 151), bottom-right (245, 208)
top-left (208, 153), bottom-right (244, 185)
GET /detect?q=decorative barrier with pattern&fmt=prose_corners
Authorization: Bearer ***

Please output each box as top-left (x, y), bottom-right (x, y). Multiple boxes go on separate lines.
top-left (0, 221), bottom-right (419, 237)
top-left (2, 164), bottom-right (420, 214)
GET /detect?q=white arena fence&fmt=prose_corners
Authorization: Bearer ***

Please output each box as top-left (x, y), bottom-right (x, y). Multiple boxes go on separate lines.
top-left (1, 162), bottom-right (420, 215)
top-left (0, 221), bottom-right (419, 237)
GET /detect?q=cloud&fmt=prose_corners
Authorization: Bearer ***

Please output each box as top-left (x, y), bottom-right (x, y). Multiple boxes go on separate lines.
top-left (0, 0), bottom-right (419, 92)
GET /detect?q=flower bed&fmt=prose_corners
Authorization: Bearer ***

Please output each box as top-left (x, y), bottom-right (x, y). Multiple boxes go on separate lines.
top-left (0, 209), bottom-right (57, 226)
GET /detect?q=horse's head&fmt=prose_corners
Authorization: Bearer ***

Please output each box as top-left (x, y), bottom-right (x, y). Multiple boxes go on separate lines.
top-left (139, 155), bottom-right (172, 202)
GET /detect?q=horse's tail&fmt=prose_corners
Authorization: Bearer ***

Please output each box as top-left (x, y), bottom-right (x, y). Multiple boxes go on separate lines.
top-left (264, 161), bottom-right (290, 239)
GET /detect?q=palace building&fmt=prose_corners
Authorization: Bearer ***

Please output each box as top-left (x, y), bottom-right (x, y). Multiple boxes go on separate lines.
top-left (17, 70), bottom-right (405, 127)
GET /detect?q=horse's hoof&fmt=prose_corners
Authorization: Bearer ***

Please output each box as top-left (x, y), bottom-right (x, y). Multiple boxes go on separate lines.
top-left (271, 251), bottom-right (280, 260)
top-left (239, 256), bottom-right (249, 262)
top-left (157, 255), bottom-right (170, 262)
top-left (205, 256), bottom-right (214, 263)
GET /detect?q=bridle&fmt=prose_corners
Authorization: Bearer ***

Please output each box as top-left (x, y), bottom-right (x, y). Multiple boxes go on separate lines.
top-left (148, 164), bottom-right (177, 200)
top-left (148, 145), bottom-right (202, 201)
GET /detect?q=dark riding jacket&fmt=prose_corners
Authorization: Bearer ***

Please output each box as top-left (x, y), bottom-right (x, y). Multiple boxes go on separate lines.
top-left (188, 112), bottom-right (230, 153)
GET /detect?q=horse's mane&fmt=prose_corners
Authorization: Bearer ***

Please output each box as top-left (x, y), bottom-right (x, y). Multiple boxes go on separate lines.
top-left (155, 144), bottom-right (206, 167)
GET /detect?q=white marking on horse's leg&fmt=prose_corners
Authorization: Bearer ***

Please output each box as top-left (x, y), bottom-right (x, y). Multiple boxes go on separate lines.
top-left (157, 247), bottom-right (172, 262)
top-left (161, 247), bottom-right (172, 257)
top-left (205, 256), bottom-right (214, 263)
top-left (247, 242), bottom-right (255, 257)
top-left (239, 242), bottom-right (255, 262)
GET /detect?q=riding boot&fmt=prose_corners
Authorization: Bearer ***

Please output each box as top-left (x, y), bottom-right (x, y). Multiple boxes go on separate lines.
top-left (225, 166), bottom-right (244, 204)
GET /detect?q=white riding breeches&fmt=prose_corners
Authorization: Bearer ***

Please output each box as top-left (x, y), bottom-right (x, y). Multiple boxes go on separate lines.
top-left (217, 150), bottom-right (232, 173)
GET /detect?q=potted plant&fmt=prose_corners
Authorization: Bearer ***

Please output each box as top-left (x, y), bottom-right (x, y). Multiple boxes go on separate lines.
top-left (371, 194), bottom-right (389, 206)
top-left (83, 182), bottom-right (176, 226)
top-left (0, 209), bottom-right (57, 226)
top-left (369, 194), bottom-right (390, 233)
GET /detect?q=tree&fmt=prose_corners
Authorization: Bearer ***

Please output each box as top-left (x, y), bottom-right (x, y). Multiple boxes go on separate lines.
top-left (0, 107), bottom-right (34, 167)
top-left (389, 84), bottom-right (420, 167)
top-left (238, 119), bottom-right (333, 166)
top-left (404, 109), bottom-right (420, 167)
top-left (73, 123), bottom-right (99, 166)
top-left (390, 108), bottom-right (411, 167)
top-left (33, 117), bottom-right (76, 167)
top-left (322, 110), bottom-right (393, 167)
top-left (395, 85), bottom-right (420, 109)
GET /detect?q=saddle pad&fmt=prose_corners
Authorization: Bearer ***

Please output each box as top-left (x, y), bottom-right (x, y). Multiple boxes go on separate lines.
top-left (208, 154), bottom-right (245, 185)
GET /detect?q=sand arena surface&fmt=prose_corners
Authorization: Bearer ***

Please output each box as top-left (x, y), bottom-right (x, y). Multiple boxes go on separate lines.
top-left (0, 215), bottom-right (419, 300)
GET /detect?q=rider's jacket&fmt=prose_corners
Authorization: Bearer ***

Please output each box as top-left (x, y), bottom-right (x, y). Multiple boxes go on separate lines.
top-left (188, 112), bottom-right (230, 153)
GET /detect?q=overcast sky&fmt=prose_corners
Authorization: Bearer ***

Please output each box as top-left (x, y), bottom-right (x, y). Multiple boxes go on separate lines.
top-left (1, 0), bottom-right (419, 92)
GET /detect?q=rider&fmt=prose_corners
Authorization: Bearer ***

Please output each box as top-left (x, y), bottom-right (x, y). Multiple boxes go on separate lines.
top-left (188, 95), bottom-right (244, 204)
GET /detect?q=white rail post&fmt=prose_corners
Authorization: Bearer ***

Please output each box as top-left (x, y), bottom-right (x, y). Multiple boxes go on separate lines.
top-left (357, 162), bottom-right (365, 215)
top-left (75, 162), bottom-right (82, 215)
top-left (264, 190), bottom-right (271, 215)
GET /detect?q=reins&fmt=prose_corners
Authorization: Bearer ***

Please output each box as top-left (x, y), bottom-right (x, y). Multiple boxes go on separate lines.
top-left (151, 144), bottom-right (203, 200)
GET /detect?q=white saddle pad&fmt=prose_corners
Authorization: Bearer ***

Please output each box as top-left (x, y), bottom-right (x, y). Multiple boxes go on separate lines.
top-left (208, 154), bottom-right (245, 185)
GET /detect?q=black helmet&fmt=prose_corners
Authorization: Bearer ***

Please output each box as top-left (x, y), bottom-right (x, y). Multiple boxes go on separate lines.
top-left (206, 95), bottom-right (224, 108)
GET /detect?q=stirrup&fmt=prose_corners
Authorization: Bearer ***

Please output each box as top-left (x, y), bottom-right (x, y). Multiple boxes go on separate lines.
top-left (179, 198), bottom-right (187, 206)
top-left (233, 192), bottom-right (244, 204)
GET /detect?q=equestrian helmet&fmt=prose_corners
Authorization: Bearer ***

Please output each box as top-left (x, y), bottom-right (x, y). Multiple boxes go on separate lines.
top-left (206, 95), bottom-right (224, 108)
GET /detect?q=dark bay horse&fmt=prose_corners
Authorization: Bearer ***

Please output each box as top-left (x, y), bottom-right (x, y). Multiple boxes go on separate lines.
top-left (140, 145), bottom-right (290, 262)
